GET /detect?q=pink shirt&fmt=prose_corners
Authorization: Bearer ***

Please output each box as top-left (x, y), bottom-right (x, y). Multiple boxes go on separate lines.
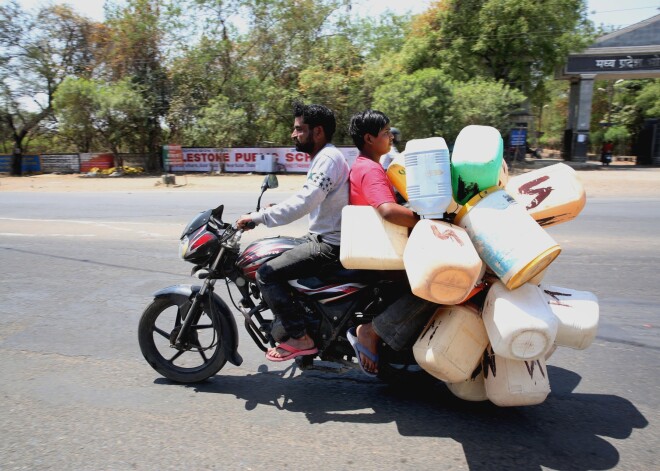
top-left (349, 155), bottom-right (396, 207)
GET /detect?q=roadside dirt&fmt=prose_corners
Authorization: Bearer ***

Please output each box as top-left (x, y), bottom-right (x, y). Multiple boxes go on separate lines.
top-left (1, 164), bottom-right (659, 198)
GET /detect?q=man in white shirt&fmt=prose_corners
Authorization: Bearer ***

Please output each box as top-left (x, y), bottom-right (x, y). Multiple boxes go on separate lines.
top-left (236, 103), bottom-right (350, 362)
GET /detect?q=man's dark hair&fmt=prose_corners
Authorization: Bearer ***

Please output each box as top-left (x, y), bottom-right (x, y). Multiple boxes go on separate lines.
top-left (293, 101), bottom-right (336, 142)
top-left (348, 109), bottom-right (390, 151)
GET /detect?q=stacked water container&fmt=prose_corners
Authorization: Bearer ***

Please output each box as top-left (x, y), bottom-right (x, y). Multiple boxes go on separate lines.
top-left (378, 125), bottom-right (598, 407)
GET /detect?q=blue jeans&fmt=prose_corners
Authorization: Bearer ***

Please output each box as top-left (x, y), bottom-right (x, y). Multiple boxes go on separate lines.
top-left (256, 233), bottom-right (341, 339)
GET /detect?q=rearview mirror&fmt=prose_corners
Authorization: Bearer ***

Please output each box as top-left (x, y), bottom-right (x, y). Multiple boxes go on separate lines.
top-left (262, 174), bottom-right (279, 190)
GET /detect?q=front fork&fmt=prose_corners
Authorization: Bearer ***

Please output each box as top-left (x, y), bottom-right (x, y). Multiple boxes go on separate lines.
top-left (174, 276), bottom-right (214, 348)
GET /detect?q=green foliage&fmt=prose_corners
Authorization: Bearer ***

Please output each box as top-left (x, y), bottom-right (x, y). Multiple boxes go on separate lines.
top-left (5, 0), bottom-right (644, 164)
top-left (635, 79), bottom-right (660, 118)
top-left (372, 68), bottom-right (453, 141)
top-left (409, 0), bottom-right (593, 98)
top-left (0, 2), bottom-right (95, 154)
top-left (53, 77), bottom-right (149, 159)
top-left (448, 78), bottom-right (525, 140)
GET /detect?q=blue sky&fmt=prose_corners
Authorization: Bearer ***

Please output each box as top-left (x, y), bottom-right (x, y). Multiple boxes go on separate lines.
top-left (13, 0), bottom-right (660, 30)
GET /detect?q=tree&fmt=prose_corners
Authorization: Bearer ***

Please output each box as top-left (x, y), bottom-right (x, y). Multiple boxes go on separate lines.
top-left (372, 68), bottom-right (454, 141)
top-left (0, 2), bottom-right (95, 174)
top-left (101, 0), bottom-right (169, 170)
top-left (53, 77), bottom-right (149, 164)
top-left (405, 0), bottom-right (593, 98)
top-left (448, 78), bottom-right (525, 140)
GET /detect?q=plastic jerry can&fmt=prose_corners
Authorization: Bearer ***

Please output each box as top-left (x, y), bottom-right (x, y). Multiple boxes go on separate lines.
top-left (404, 137), bottom-right (452, 219)
top-left (446, 364), bottom-right (488, 402)
top-left (455, 187), bottom-right (561, 290)
top-left (482, 345), bottom-right (551, 407)
top-left (404, 219), bottom-right (484, 305)
top-left (482, 281), bottom-right (559, 361)
top-left (339, 205), bottom-right (408, 270)
top-left (386, 152), bottom-right (408, 201)
top-left (451, 125), bottom-right (504, 205)
top-left (413, 304), bottom-right (489, 383)
top-left (540, 284), bottom-right (599, 350)
top-left (505, 163), bottom-right (586, 227)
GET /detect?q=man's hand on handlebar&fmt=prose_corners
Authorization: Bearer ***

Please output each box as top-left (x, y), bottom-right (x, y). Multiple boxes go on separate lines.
top-left (236, 214), bottom-right (256, 231)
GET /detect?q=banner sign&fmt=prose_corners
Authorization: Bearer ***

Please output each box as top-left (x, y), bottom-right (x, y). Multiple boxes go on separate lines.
top-left (0, 155), bottom-right (41, 173)
top-left (163, 145), bottom-right (183, 168)
top-left (509, 129), bottom-right (527, 147)
top-left (167, 147), bottom-right (360, 173)
top-left (40, 154), bottom-right (79, 173)
top-left (565, 54), bottom-right (660, 75)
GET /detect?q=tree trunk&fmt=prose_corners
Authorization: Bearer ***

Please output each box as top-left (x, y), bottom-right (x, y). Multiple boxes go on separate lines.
top-left (10, 141), bottom-right (23, 176)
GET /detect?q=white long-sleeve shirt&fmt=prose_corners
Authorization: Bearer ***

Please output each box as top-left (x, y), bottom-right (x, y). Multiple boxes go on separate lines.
top-left (251, 144), bottom-right (349, 246)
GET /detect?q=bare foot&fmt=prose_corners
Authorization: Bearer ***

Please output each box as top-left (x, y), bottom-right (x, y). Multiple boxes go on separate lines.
top-left (267, 333), bottom-right (315, 360)
top-left (356, 323), bottom-right (380, 374)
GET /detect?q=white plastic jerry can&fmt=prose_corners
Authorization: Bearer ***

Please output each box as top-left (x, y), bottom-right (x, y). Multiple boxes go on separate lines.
top-left (404, 137), bottom-right (453, 219)
top-left (482, 281), bottom-right (559, 361)
top-left (505, 163), bottom-right (586, 227)
top-left (482, 345), bottom-right (551, 407)
top-left (404, 219), bottom-right (484, 305)
top-left (540, 284), bottom-right (599, 350)
top-left (413, 304), bottom-right (489, 383)
top-left (339, 205), bottom-right (408, 270)
top-left (446, 364), bottom-right (488, 402)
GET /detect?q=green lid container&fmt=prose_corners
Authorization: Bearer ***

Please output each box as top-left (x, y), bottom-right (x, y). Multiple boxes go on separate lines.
top-left (451, 125), bottom-right (504, 205)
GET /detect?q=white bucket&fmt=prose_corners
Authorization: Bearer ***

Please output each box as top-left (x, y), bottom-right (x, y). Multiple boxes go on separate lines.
top-left (446, 366), bottom-right (488, 402)
top-left (483, 345), bottom-right (551, 407)
top-left (482, 281), bottom-right (559, 361)
top-left (540, 284), bottom-right (599, 350)
top-left (404, 137), bottom-right (453, 219)
top-left (505, 163), bottom-right (586, 227)
top-left (413, 304), bottom-right (489, 383)
top-left (339, 205), bottom-right (408, 270)
top-left (455, 187), bottom-right (561, 290)
top-left (404, 219), bottom-right (484, 305)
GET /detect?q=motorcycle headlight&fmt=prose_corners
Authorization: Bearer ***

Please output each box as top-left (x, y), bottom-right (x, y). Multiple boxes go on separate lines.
top-left (179, 236), bottom-right (190, 259)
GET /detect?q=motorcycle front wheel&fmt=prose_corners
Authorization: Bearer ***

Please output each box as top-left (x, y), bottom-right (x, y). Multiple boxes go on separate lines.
top-left (138, 297), bottom-right (226, 383)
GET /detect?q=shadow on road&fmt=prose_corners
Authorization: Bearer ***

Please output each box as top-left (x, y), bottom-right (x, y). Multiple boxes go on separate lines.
top-left (173, 365), bottom-right (648, 471)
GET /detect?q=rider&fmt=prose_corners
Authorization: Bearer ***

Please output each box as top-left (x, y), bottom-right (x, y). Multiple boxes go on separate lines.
top-left (346, 109), bottom-right (437, 376)
top-left (378, 126), bottom-right (401, 171)
top-left (236, 102), bottom-right (350, 362)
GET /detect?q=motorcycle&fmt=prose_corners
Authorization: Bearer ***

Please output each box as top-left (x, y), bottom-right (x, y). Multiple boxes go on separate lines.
top-left (601, 151), bottom-right (612, 166)
top-left (138, 174), bottom-right (423, 383)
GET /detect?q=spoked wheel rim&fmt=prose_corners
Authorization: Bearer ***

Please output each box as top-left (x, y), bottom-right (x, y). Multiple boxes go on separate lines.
top-left (139, 297), bottom-right (226, 382)
top-left (152, 301), bottom-right (220, 370)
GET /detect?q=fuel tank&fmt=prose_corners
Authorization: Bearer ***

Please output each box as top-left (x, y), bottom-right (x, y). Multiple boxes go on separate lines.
top-left (236, 236), bottom-right (303, 280)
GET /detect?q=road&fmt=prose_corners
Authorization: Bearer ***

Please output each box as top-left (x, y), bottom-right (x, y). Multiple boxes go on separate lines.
top-left (0, 186), bottom-right (658, 471)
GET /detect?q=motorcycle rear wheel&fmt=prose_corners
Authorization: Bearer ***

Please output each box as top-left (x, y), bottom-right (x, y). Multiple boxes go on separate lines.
top-left (138, 297), bottom-right (226, 383)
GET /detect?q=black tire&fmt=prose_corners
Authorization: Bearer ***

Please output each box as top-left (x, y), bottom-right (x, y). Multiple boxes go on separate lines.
top-left (377, 346), bottom-right (435, 385)
top-left (138, 297), bottom-right (226, 383)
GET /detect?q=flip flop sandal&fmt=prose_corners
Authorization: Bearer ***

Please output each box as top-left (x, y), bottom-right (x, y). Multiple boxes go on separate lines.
top-left (265, 342), bottom-right (318, 362)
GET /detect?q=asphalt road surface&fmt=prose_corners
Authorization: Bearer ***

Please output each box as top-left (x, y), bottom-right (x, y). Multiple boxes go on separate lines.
top-left (0, 187), bottom-right (658, 471)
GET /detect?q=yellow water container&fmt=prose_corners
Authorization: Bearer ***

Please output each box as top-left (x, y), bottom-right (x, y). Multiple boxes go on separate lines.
top-left (413, 304), bottom-right (489, 383)
top-left (404, 219), bottom-right (484, 305)
top-left (455, 187), bottom-right (561, 290)
top-left (482, 281), bottom-right (559, 361)
top-left (505, 163), bottom-right (586, 227)
top-left (339, 205), bottom-right (408, 270)
top-left (386, 152), bottom-right (408, 200)
top-left (483, 346), bottom-right (551, 407)
top-left (498, 158), bottom-right (509, 187)
top-left (540, 284), bottom-right (599, 350)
